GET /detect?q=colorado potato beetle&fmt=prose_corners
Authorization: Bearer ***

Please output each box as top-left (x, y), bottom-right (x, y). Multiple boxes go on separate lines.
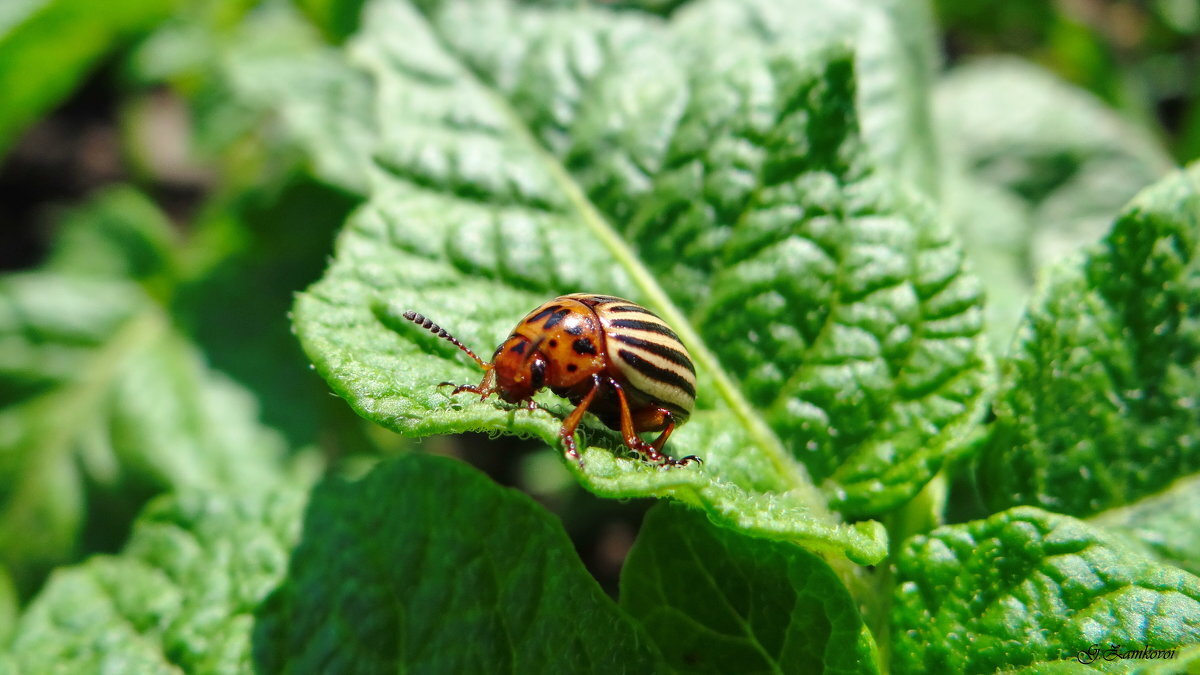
top-left (403, 294), bottom-right (700, 467)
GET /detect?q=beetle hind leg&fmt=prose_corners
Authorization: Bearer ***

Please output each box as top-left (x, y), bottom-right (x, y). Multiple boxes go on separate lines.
top-left (611, 381), bottom-right (699, 467)
top-left (648, 411), bottom-right (701, 467)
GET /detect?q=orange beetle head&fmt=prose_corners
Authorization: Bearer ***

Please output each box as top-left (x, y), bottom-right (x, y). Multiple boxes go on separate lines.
top-left (490, 335), bottom-right (547, 403)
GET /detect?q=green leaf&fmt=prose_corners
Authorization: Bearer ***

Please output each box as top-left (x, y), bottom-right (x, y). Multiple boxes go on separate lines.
top-left (253, 453), bottom-right (663, 672)
top-left (0, 273), bottom-right (289, 595)
top-left (621, 503), bottom-right (880, 673)
top-left (0, 0), bottom-right (175, 156)
top-left (5, 488), bottom-right (305, 672)
top-left (945, 177), bottom-right (1036, 351)
top-left (892, 506), bottom-right (1200, 674)
top-left (172, 174), bottom-right (364, 451)
top-left (216, 5), bottom-right (376, 192)
top-left (43, 187), bottom-right (181, 292)
top-left (936, 57), bottom-right (1176, 351)
top-left (1090, 475), bottom-right (1200, 578)
top-left (0, 567), bottom-right (15, 647)
top-left (980, 166), bottom-right (1200, 517)
top-left (0, 192), bottom-right (290, 596)
top-left (937, 57), bottom-right (1173, 271)
top-left (280, 0), bottom-right (989, 563)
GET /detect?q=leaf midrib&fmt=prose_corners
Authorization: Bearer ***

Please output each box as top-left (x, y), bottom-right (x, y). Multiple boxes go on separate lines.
top-left (415, 15), bottom-right (838, 520)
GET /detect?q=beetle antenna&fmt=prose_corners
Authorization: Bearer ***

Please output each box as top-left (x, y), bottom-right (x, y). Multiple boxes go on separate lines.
top-left (403, 310), bottom-right (489, 369)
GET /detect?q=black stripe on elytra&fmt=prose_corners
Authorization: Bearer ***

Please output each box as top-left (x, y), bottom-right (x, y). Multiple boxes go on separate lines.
top-left (607, 304), bottom-right (656, 315)
top-left (617, 349), bottom-right (697, 400)
top-left (525, 305), bottom-right (562, 324)
top-left (614, 334), bottom-right (695, 374)
top-left (584, 295), bottom-right (625, 305)
top-left (543, 308), bottom-right (571, 330)
top-left (572, 337), bottom-right (597, 355)
top-left (609, 318), bottom-right (680, 340)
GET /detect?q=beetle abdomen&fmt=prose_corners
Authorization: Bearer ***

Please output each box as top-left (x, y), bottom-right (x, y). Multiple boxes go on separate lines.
top-left (566, 294), bottom-right (696, 420)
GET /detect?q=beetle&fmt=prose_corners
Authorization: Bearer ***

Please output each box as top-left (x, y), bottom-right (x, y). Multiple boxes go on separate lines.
top-left (403, 293), bottom-right (700, 467)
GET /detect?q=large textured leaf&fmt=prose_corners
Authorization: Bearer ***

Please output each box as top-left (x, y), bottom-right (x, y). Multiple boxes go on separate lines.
top-left (5, 489), bottom-right (305, 672)
top-left (0, 0), bottom-right (174, 156)
top-left (980, 166), bottom-right (1200, 517)
top-left (254, 453), bottom-right (663, 672)
top-left (0, 191), bottom-right (287, 597)
top-left (892, 506), bottom-right (1200, 674)
top-left (286, 0), bottom-right (988, 563)
top-left (621, 503), bottom-right (879, 673)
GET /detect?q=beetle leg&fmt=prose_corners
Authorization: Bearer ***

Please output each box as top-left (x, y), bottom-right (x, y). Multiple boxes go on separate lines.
top-left (609, 380), bottom-right (671, 464)
top-left (649, 411), bottom-right (675, 452)
top-left (613, 393), bottom-right (700, 467)
top-left (559, 374), bottom-right (601, 466)
top-left (650, 414), bottom-right (702, 466)
top-left (441, 370), bottom-right (495, 401)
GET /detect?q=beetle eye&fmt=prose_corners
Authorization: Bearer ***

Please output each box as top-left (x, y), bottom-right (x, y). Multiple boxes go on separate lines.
top-left (530, 358), bottom-right (546, 390)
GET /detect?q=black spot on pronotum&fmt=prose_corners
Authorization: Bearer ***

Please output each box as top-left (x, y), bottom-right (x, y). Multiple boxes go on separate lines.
top-left (549, 339), bottom-right (558, 348)
top-left (567, 364), bottom-right (578, 372)
top-left (525, 305), bottom-right (562, 324)
top-left (543, 308), bottom-right (571, 329)
top-left (565, 322), bottom-right (584, 335)
top-left (510, 341), bottom-right (527, 355)
top-left (572, 338), bottom-right (597, 355)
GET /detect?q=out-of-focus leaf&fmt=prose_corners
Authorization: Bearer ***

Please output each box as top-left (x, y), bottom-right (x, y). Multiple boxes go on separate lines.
top-left (979, 166), bottom-right (1200, 517)
top-left (253, 453), bottom-right (664, 672)
top-left (0, 0), bottom-right (176, 156)
top-left (0, 566), bottom-right (15, 646)
top-left (0, 191), bottom-right (290, 597)
top-left (937, 57), bottom-right (1173, 271)
top-left (43, 187), bottom-right (180, 294)
top-left (621, 503), bottom-right (880, 673)
top-left (892, 506), bottom-right (1200, 674)
top-left (5, 489), bottom-right (305, 672)
top-left (174, 176), bottom-right (361, 451)
top-left (1091, 475), bottom-right (1200, 578)
top-left (942, 175), bottom-right (1033, 350)
top-left (936, 57), bottom-right (1177, 351)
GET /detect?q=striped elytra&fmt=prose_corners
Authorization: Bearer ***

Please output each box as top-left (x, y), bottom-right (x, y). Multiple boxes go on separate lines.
top-left (403, 294), bottom-right (700, 467)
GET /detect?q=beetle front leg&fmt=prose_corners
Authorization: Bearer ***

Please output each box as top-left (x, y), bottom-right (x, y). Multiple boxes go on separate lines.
top-left (559, 374), bottom-right (601, 466)
top-left (439, 369), bottom-right (496, 402)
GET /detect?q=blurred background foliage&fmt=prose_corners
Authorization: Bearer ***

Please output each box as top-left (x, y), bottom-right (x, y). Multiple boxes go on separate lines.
top-left (938, 0), bottom-right (1200, 162)
top-left (0, 0), bottom-right (1196, 611)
